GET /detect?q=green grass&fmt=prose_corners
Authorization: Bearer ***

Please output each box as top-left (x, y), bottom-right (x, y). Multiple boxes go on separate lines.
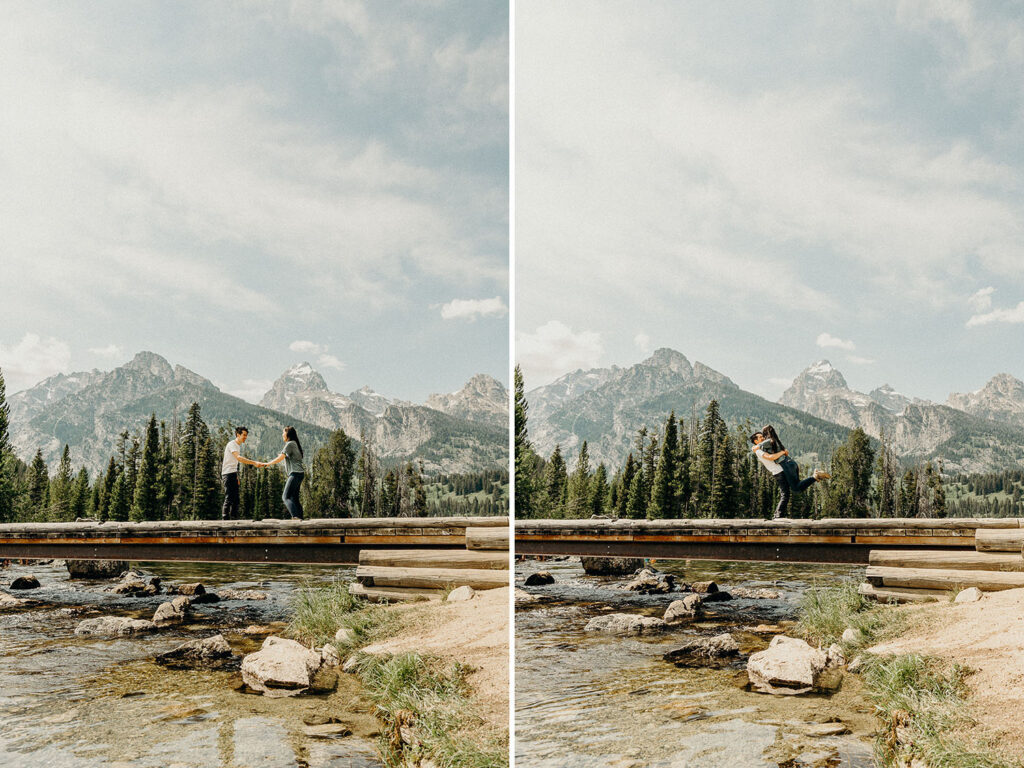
top-left (862, 654), bottom-right (1019, 768)
top-left (356, 652), bottom-right (508, 768)
top-left (796, 580), bottom-right (904, 650)
top-left (286, 579), bottom-right (398, 653)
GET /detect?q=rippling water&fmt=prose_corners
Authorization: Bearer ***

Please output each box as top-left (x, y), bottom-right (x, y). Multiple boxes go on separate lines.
top-left (515, 558), bottom-right (880, 768)
top-left (0, 560), bottom-right (383, 768)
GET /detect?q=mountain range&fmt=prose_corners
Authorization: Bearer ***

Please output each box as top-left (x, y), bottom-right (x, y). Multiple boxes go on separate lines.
top-left (525, 349), bottom-right (1024, 474)
top-left (8, 352), bottom-right (508, 475)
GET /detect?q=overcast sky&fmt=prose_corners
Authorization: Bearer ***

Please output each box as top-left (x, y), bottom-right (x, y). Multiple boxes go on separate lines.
top-left (0, 1), bottom-right (508, 402)
top-left (516, 0), bottom-right (1024, 403)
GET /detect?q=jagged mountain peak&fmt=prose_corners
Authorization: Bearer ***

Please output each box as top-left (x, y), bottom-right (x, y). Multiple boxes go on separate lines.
top-left (642, 347), bottom-right (693, 375)
top-left (124, 350), bottom-right (174, 378)
top-left (426, 374), bottom-right (508, 428)
top-left (797, 359), bottom-right (848, 388)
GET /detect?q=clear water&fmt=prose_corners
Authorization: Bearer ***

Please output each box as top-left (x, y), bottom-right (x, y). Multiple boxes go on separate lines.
top-left (515, 558), bottom-right (880, 768)
top-left (0, 560), bottom-right (383, 768)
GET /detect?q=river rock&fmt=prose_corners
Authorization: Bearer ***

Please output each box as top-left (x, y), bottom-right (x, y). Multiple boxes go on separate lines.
top-left (0, 591), bottom-right (37, 609)
top-left (955, 587), bottom-right (984, 603)
top-left (514, 588), bottom-right (545, 605)
top-left (626, 568), bottom-right (675, 594)
top-left (524, 572), bottom-right (554, 586)
top-left (580, 557), bottom-right (645, 576)
top-left (663, 633), bottom-right (740, 665)
top-left (584, 613), bottom-right (667, 636)
top-left (320, 644), bottom-right (342, 667)
top-left (731, 587), bottom-right (782, 599)
top-left (217, 589), bottom-right (268, 600)
top-left (841, 627), bottom-right (864, 645)
top-left (303, 723), bottom-right (353, 738)
top-left (690, 581), bottom-right (718, 594)
top-left (847, 655), bottom-right (865, 674)
top-left (189, 591), bottom-right (221, 604)
top-left (747, 636), bottom-right (844, 695)
top-left (241, 636), bottom-right (325, 697)
top-left (153, 596), bottom-right (191, 626)
top-left (10, 575), bottom-right (40, 590)
top-left (65, 560), bottom-right (128, 579)
top-left (155, 634), bottom-right (234, 667)
top-left (334, 626), bottom-right (355, 644)
top-left (664, 594), bottom-right (704, 623)
top-left (700, 590), bottom-right (733, 603)
top-left (75, 616), bottom-right (157, 636)
top-left (112, 572), bottom-right (160, 596)
top-left (168, 582), bottom-right (206, 596)
top-left (447, 585), bottom-right (476, 602)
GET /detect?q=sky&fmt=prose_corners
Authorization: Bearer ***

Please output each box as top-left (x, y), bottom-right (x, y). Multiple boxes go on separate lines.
top-left (0, 0), bottom-right (508, 403)
top-left (515, 0), bottom-right (1024, 404)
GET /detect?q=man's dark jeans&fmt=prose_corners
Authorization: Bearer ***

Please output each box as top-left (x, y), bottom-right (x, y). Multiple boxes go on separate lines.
top-left (222, 472), bottom-right (239, 520)
top-left (773, 456), bottom-right (816, 518)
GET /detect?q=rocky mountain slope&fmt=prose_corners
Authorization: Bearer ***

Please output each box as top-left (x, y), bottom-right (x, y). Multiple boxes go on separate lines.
top-left (947, 373), bottom-right (1024, 430)
top-left (425, 373), bottom-right (508, 428)
top-left (526, 349), bottom-right (1024, 474)
top-left (10, 353), bottom-right (508, 475)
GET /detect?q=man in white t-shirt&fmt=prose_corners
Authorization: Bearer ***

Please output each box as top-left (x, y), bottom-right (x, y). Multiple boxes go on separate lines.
top-left (221, 426), bottom-right (261, 520)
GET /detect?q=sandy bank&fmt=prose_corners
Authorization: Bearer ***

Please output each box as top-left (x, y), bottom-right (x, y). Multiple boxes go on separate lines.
top-left (870, 587), bottom-right (1024, 756)
top-left (361, 587), bottom-right (510, 730)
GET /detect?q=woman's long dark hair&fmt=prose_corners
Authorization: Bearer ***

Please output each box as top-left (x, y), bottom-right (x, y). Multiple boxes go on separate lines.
top-left (284, 426), bottom-right (303, 457)
top-left (761, 424), bottom-right (786, 453)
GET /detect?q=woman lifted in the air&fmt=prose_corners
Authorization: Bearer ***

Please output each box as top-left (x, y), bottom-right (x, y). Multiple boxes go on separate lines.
top-left (750, 424), bottom-right (830, 519)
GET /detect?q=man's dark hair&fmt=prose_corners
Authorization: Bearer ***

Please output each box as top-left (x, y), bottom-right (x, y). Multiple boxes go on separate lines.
top-left (235, 426), bottom-right (249, 436)
top-left (749, 431), bottom-right (762, 444)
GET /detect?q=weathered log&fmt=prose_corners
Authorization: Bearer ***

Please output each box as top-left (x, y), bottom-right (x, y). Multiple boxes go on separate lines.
top-left (348, 583), bottom-right (440, 603)
top-left (857, 582), bottom-right (944, 604)
top-left (868, 549), bottom-right (1024, 572)
top-left (975, 529), bottom-right (1024, 552)
top-left (358, 549), bottom-right (507, 570)
top-left (355, 565), bottom-right (509, 590)
top-left (865, 565), bottom-right (1024, 591)
top-left (466, 526), bottom-right (509, 551)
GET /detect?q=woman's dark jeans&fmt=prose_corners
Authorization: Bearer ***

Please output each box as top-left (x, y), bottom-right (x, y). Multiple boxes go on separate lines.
top-left (773, 456), bottom-right (816, 518)
top-left (283, 472), bottom-right (304, 519)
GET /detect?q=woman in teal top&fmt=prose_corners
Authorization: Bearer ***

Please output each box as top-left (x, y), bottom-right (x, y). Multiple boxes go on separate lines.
top-left (259, 426), bottom-right (306, 519)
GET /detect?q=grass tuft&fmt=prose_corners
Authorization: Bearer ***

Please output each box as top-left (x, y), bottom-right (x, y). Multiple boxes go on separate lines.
top-left (286, 579), bottom-right (397, 653)
top-left (796, 580), bottom-right (903, 650)
top-left (357, 652), bottom-right (508, 768)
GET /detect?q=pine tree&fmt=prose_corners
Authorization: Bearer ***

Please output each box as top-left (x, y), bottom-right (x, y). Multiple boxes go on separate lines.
top-left (566, 441), bottom-right (592, 518)
top-left (649, 412), bottom-right (680, 519)
top-left (514, 365), bottom-right (541, 518)
top-left (823, 428), bottom-right (876, 518)
top-left (626, 469), bottom-right (646, 519)
top-left (125, 436), bottom-right (140, 504)
top-left (71, 467), bottom-right (91, 519)
top-left (616, 453), bottom-right (637, 517)
top-left (591, 463), bottom-right (609, 516)
top-left (0, 368), bottom-right (14, 523)
top-left (543, 445), bottom-right (568, 517)
top-left (709, 429), bottom-right (736, 517)
top-left (356, 430), bottom-right (379, 517)
top-left (108, 472), bottom-right (130, 522)
top-left (51, 444), bottom-right (73, 520)
top-left (173, 403), bottom-right (218, 519)
top-left (28, 449), bottom-right (49, 517)
top-left (100, 456), bottom-right (119, 522)
top-left (132, 414), bottom-right (161, 521)
top-left (874, 428), bottom-right (898, 517)
top-left (157, 422), bottom-right (173, 520)
top-left (307, 429), bottom-right (356, 518)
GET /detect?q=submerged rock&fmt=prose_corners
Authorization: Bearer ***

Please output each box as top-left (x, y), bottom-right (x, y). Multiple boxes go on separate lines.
top-left (0, 590), bottom-right (39, 609)
top-left (66, 560), bottom-right (128, 579)
top-left (664, 594), bottom-right (704, 623)
top-left (240, 636), bottom-right (326, 697)
top-left (747, 635), bottom-right (843, 695)
top-left (514, 588), bottom-right (546, 605)
top-left (580, 557), bottom-right (645, 576)
top-left (217, 588), bottom-right (268, 600)
top-left (168, 582), bottom-right (206, 596)
top-left (111, 572), bottom-right (161, 596)
top-left (663, 633), bottom-right (740, 665)
top-left (524, 572), bottom-right (554, 586)
top-left (9, 573), bottom-right (39, 593)
top-left (625, 568), bottom-right (675, 594)
top-left (155, 634), bottom-right (234, 668)
top-left (75, 616), bottom-right (157, 637)
top-left (730, 587), bottom-right (782, 600)
top-left (584, 613), bottom-right (667, 636)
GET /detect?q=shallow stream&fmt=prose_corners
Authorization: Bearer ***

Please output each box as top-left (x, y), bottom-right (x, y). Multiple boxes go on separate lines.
top-left (0, 560), bottom-right (383, 768)
top-left (515, 558), bottom-right (880, 768)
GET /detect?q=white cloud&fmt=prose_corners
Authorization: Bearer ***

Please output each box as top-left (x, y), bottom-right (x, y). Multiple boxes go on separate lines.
top-left (517, 320), bottom-right (604, 386)
top-left (967, 300), bottom-right (1024, 327)
top-left (816, 333), bottom-right (856, 351)
top-left (440, 296), bottom-right (508, 320)
top-left (226, 378), bottom-right (273, 405)
top-left (634, 332), bottom-right (652, 354)
top-left (88, 344), bottom-right (123, 359)
top-left (847, 355), bottom-right (876, 365)
top-left (290, 340), bottom-right (328, 355)
top-left (968, 286), bottom-right (996, 312)
top-left (0, 333), bottom-right (71, 392)
top-left (317, 354), bottom-right (345, 371)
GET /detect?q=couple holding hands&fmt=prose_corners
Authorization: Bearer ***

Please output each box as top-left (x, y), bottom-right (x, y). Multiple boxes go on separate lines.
top-left (221, 425), bottom-right (306, 520)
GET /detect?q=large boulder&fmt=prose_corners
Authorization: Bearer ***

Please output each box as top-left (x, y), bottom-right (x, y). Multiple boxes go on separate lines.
top-left (153, 596), bottom-right (192, 626)
top-left (746, 635), bottom-right (844, 695)
top-left (10, 575), bottom-right (40, 590)
top-left (524, 572), bottom-right (554, 586)
top-left (75, 616), bottom-right (157, 636)
top-left (580, 557), bottom-right (645, 576)
top-left (155, 634), bottom-right (234, 668)
top-left (663, 633), bottom-right (740, 666)
top-left (241, 636), bottom-right (326, 697)
top-left (625, 568), bottom-right (675, 594)
top-left (584, 613), bottom-right (667, 636)
top-left (664, 594), bottom-right (704, 623)
top-left (66, 560), bottom-right (128, 579)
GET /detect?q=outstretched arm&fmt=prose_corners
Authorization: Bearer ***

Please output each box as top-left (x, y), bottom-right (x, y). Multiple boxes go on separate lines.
top-left (260, 452), bottom-right (286, 467)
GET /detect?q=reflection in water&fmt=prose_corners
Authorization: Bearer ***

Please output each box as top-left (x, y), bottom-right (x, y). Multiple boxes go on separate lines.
top-left (515, 558), bottom-right (879, 768)
top-left (0, 560), bottom-right (382, 767)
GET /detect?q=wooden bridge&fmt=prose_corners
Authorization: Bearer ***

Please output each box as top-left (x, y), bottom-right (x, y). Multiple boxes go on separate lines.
top-left (0, 516), bottom-right (508, 565)
top-left (515, 517), bottom-right (1021, 564)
